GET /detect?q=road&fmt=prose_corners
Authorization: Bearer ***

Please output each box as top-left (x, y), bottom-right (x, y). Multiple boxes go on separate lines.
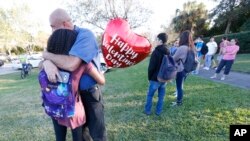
top-left (0, 63), bottom-right (19, 75)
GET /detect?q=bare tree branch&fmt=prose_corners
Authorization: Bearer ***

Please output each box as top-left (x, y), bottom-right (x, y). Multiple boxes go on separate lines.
top-left (66, 0), bottom-right (152, 31)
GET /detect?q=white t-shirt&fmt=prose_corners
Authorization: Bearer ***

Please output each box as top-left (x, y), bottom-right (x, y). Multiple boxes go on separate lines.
top-left (206, 41), bottom-right (218, 55)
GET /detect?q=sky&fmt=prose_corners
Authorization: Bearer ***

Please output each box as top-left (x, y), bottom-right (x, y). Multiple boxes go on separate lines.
top-left (0, 0), bottom-right (218, 35)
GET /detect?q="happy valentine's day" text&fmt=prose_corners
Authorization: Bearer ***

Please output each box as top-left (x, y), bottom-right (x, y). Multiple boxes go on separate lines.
top-left (103, 34), bottom-right (139, 67)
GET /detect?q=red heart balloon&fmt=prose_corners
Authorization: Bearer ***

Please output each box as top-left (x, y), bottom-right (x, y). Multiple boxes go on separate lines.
top-left (101, 18), bottom-right (152, 68)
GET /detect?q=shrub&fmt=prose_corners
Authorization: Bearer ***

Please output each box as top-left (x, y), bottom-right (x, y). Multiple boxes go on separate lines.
top-left (32, 45), bottom-right (44, 52)
top-left (203, 31), bottom-right (250, 53)
top-left (240, 19), bottom-right (250, 31)
top-left (10, 46), bottom-right (26, 55)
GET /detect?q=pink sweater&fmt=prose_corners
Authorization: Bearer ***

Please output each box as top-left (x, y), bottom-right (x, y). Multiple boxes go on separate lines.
top-left (223, 45), bottom-right (239, 60)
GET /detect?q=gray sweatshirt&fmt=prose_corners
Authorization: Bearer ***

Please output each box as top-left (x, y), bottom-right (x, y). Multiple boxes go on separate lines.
top-left (173, 45), bottom-right (188, 72)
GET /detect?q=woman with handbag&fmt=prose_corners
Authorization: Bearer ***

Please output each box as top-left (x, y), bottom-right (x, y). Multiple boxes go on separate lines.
top-left (171, 30), bottom-right (195, 106)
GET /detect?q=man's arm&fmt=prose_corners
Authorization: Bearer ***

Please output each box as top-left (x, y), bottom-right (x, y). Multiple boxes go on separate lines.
top-left (43, 51), bottom-right (82, 72)
top-left (42, 60), bottom-right (62, 83)
top-left (69, 27), bottom-right (99, 64)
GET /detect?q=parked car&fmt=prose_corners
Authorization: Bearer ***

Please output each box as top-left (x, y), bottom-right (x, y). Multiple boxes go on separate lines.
top-left (11, 55), bottom-right (43, 70)
top-left (99, 50), bottom-right (112, 73)
top-left (0, 53), bottom-right (11, 62)
top-left (0, 60), bottom-right (4, 67)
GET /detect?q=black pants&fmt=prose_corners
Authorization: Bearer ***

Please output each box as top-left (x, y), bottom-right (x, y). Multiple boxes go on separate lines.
top-left (80, 85), bottom-right (107, 141)
top-left (216, 59), bottom-right (234, 75)
top-left (52, 118), bottom-right (83, 141)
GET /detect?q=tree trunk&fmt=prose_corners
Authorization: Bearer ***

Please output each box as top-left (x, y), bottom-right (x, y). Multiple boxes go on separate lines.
top-left (225, 19), bottom-right (232, 34)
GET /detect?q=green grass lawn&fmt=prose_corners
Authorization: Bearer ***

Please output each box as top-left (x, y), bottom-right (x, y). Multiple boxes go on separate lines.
top-left (232, 54), bottom-right (250, 73)
top-left (0, 58), bottom-right (249, 141)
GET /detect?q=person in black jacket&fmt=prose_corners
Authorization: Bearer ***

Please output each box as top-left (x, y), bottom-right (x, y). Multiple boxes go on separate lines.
top-left (144, 33), bottom-right (169, 116)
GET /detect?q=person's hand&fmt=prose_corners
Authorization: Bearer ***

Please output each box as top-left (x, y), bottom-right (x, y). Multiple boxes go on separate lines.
top-left (43, 60), bottom-right (62, 83)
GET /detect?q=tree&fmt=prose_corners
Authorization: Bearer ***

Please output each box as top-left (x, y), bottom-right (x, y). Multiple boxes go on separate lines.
top-left (171, 1), bottom-right (209, 37)
top-left (66, 0), bottom-right (152, 31)
top-left (210, 0), bottom-right (250, 34)
top-left (240, 18), bottom-right (250, 31)
top-left (160, 24), bottom-right (179, 43)
top-left (0, 5), bottom-right (32, 54)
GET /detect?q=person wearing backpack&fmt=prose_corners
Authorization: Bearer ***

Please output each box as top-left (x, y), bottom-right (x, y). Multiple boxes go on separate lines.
top-left (193, 36), bottom-right (204, 74)
top-left (144, 33), bottom-right (170, 116)
top-left (40, 29), bottom-right (105, 141)
top-left (41, 9), bottom-right (107, 141)
top-left (171, 30), bottom-right (195, 106)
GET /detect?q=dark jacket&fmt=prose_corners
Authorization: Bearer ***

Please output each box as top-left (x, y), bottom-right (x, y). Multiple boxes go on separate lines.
top-left (148, 45), bottom-right (169, 81)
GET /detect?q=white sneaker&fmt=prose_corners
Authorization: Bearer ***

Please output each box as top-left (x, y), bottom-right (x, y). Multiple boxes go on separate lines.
top-left (210, 75), bottom-right (217, 79)
top-left (203, 67), bottom-right (209, 70)
top-left (221, 76), bottom-right (225, 80)
top-left (173, 91), bottom-right (177, 97)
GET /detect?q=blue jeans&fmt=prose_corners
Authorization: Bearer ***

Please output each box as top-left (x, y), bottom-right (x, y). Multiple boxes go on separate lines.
top-left (144, 81), bottom-right (167, 115)
top-left (205, 55), bottom-right (213, 68)
top-left (176, 71), bottom-right (185, 104)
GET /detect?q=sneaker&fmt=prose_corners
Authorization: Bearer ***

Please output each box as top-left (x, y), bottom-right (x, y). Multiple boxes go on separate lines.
top-left (192, 71), bottom-right (199, 75)
top-left (173, 91), bottom-right (177, 95)
top-left (171, 102), bottom-right (182, 107)
top-left (203, 67), bottom-right (209, 70)
top-left (173, 91), bottom-right (177, 97)
top-left (210, 75), bottom-right (217, 79)
top-left (220, 76), bottom-right (225, 80)
top-left (155, 112), bottom-right (161, 116)
top-left (143, 111), bottom-right (151, 115)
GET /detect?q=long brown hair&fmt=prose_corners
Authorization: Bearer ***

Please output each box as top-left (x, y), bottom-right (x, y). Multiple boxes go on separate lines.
top-left (179, 30), bottom-right (194, 49)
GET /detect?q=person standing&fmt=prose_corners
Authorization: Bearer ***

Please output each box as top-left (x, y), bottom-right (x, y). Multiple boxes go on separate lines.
top-left (216, 37), bottom-right (229, 65)
top-left (171, 30), bottom-right (195, 106)
top-left (204, 37), bottom-right (218, 70)
top-left (169, 39), bottom-right (179, 56)
top-left (193, 36), bottom-right (204, 74)
top-left (169, 39), bottom-right (179, 97)
top-left (43, 29), bottom-right (105, 141)
top-left (210, 39), bottom-right (239, 80)
top-left (42, 8), bottom-right (107, 141)
top-left (19, 53), bottom-right (29, 74)
top-left (144, 33), bottom-right (169, 116)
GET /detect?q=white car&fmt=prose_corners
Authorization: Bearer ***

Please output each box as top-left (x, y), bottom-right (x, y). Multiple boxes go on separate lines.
top-left (11, 55), bottom-right (43, 70)
top-left (99, 51), bottom-right (112, 73)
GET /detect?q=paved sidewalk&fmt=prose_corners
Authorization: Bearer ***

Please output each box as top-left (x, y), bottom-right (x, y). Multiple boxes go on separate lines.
top-left (195, 68), bottom-right (250, 90)
top-left (0, 63), bottom-right (18, 75)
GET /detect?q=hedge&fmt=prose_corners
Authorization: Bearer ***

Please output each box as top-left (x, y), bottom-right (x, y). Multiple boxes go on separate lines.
top-left (203, 31), bottom-right (250, 53)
